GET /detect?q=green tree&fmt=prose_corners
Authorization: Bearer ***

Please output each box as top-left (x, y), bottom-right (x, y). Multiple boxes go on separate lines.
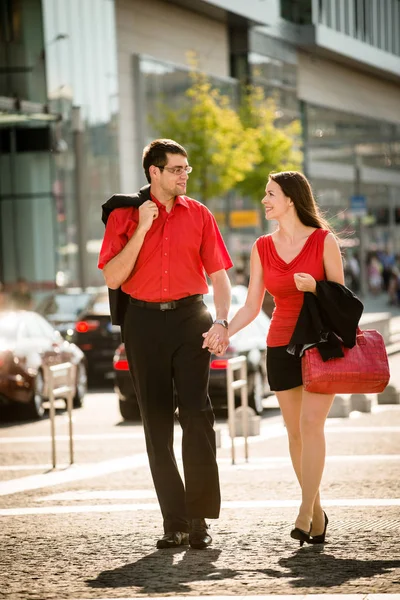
top-left (236, 85), bottom-right (303, 201)
top-left (150, 70), bottom-right (259, 204)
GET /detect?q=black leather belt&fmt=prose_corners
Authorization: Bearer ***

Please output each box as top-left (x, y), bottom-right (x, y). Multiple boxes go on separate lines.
top-left (129, 294), bottom-right (203, 311)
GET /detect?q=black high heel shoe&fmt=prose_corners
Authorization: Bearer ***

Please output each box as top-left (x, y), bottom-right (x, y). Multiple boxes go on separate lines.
top-left (310, 511), bottom-right (329, 544)
top-left (290, 522), bottom-right (312, 547)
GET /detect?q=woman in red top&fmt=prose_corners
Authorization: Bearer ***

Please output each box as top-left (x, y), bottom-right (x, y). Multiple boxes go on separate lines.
top-left (204, 171), bottom-right (344, 546)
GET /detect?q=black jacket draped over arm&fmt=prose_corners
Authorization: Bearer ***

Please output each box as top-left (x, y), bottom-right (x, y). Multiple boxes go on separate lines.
top-left (101, 184), bottom-right (151, 331)
top-left (287, 281), bottom-right (364, 362)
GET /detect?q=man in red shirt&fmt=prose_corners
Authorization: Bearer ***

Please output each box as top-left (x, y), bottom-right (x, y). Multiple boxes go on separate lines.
top-left (99, 139), bottom-right (232, 549)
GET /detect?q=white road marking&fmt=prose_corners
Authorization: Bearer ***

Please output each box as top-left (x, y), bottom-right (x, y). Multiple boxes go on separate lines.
top-left (1, 453), bottom-right (398, 495)
top-left (1, 498), bottom-right (400, 516)
top-left (217, 454), bottom-right (400, 470)
top-left (0, 464), bottom-right (70, 471)
top-left (324, 426), bottom-right (400, 433)
top-left (0, 453), bottom-right (148, 496)
top-left (34, 488), bottom-right (400, 503)
top-left (220, 423), bottom-right (286, 448)
top-left (1, 425), bottom-right (399, 445)
top-left (217, 454), bottom-right (400, 463)
top-left (0, 432), bottom-right (147, 443)
top-left (38, 490), bottom-right (157, 501)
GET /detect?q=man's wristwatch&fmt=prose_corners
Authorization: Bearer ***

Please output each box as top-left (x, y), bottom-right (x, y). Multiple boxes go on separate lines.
top-left (213, 319), bottom-right (228, 329)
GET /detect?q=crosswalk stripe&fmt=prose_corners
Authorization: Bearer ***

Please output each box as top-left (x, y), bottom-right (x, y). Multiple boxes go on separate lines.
top-left (1, 452), bottom-right (399, 495)
top-left (1, 424), bottom-right (399, 444)
top-left (1, 498), bottom-right (399, 516)
top-left (0, 453), bottom-right (148, 496)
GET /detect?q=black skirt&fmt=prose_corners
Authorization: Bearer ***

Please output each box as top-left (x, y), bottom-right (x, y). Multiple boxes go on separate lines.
top-left (266, 345), bottom-right (303, 392)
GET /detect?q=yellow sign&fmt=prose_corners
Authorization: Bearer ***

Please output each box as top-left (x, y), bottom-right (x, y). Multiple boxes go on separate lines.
top-left (213, 212), bottom-right (226, 227)
top-left (230, 210), bottom-right (260, 228)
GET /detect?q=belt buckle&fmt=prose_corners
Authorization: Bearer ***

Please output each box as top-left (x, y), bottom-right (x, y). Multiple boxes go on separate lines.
top-left (160, 301), bottom-right (174, 311)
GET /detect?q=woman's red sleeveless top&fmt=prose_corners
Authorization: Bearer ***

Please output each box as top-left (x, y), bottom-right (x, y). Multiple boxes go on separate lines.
top-left (256, 228), bottom-right (329, 347)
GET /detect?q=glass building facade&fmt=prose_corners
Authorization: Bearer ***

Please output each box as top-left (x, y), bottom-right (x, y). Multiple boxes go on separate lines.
top-left (303, 102), bottom-right (400, 250)
top-left (1, 0), bottom-right (399, 292)
top-left (282, 0), bottom-right (400, 55)
top-left (42, 0), bottom-right (120, 288)
top-left (0, 0), bottom-right (120, 292)
top-left (0, 0), bottom-right (55, 288)
top-left (276, 0), bottom-right (400, 251)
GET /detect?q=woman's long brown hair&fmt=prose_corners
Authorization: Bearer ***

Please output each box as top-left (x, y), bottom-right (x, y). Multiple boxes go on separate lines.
top-left (269, 171), bottom-right (337, 236)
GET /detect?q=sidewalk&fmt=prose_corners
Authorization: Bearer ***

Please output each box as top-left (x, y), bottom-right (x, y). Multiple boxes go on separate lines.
top-left (362, 292), bottom-right (400, 317)
top-left (358, 293), bottom-right (400, 354)
top-left (1, 359), bottom-right (400, 598)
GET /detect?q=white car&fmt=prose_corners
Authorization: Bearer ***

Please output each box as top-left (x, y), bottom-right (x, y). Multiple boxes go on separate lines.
top-left (204, 286), bottom-right (271, 414)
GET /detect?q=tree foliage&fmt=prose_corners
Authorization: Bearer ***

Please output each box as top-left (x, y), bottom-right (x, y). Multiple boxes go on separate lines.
top-left (150, 65), bottom-right (302, 205)
top-left (236, 85), bottom-right (303, 201)
top-left (150, 70), bottom-right (257, 203)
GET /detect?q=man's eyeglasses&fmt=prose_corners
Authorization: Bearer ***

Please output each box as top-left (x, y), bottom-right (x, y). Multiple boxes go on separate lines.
top-left (159, 165), bottom-right (193, 175)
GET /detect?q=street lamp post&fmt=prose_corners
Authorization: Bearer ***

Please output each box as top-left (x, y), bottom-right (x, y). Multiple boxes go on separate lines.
top-left (72, 105), bottom-right (88, 289)
top-left (354, 154), bottom-right (368, 298)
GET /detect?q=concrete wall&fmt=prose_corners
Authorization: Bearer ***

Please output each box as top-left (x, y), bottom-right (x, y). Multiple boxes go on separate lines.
top-left (298, 51), bottom-right (400, 125)
top-left (116, 0), bottom-right (230, 192)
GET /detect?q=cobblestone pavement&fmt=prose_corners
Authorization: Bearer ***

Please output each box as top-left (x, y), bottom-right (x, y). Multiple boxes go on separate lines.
top-left (1, 354), bottom-right (400, 599)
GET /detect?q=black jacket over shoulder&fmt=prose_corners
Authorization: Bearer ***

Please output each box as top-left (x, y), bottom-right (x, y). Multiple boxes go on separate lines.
top-left (101, 184), bottom-right (151, 330)
top-left (287, 281), bottom-right (364, 361)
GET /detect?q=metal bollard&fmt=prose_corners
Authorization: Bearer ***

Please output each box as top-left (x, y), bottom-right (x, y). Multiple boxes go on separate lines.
top-left (226, 356), bottom-right (248, 465)
top-left (46, 362), bottom-right (77, 469)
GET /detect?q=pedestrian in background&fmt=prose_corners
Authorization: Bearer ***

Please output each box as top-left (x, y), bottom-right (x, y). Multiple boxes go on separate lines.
top-left (99, 139), bottom-right (232, 549)
top-left (204, 171), bottom-right (344, 546)
top-left (387, 255), bottom-right (400, 306)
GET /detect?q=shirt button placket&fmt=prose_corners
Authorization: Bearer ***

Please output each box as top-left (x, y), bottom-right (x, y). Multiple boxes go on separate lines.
top-left (161, 220), bottom-right (170, 299)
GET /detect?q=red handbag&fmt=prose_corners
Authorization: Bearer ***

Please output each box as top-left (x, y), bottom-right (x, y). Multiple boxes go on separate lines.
top-left (302, 328), bottom-right (390, 394)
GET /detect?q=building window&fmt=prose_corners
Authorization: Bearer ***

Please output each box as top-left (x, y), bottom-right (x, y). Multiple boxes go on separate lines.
top-left (281, 0), bottom-right (312, 24)
top-left (0, 0), bottom-right (21, 43)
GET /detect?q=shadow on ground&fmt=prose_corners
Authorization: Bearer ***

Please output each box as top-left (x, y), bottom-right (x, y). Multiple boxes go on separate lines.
top-left (86, 548), bottom-right (238, 594)
top-left (259, 546), bottom-right (400, 589)
top-left (86, 545), bottom-right (400, 593)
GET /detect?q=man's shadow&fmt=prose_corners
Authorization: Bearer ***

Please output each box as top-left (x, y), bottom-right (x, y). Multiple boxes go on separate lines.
top-left (86, 547), bottom-right (238, 594)
top-left (259, 546), bottom-right (400, 589)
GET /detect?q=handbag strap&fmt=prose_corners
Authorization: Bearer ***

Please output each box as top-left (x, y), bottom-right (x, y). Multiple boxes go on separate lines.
top-left (356, 326), bottom-right (366, 345)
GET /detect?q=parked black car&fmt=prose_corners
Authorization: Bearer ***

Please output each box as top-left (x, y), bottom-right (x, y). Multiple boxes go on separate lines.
top-left (113, 343), bottom-right (140, 420)
top-left (36, 288), bottom-right (102, 340)
top-left (0, 310), bottom-right (87, 420)
top-left (70, 290), bottom-right (122, 383)
top-left (37, 288), bottom-right (122, 383)
top-left (114, 287), bottom-right (271, 420)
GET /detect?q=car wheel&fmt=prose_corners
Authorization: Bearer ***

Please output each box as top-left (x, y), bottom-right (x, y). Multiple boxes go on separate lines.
top-left (119, 397), bottom-right (141, 421)
top-left (248, 370), bottom-right (264, 415)
top-left (26, 370), bottom-right (45, 419)
top-left (73, 362), bottom-right (88, 408)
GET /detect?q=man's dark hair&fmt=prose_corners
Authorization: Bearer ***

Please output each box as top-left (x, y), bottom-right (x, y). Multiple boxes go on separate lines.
top-left (142, 139), bottom-right (187, 183)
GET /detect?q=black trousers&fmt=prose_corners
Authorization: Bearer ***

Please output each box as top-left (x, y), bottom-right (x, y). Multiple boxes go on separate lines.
top-left (123, 299), bottom-right (220, 533)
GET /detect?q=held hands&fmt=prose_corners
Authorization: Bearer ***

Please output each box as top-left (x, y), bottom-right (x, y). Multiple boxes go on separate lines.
top-left (138, 200), bottom-right (159, 233)
top-left (202, 323), bottom-right (230, 357)
top-left (293, 272), bottom-right (317, 293)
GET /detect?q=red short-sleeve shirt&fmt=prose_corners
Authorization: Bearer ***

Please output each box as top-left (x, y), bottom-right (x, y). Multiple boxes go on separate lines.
top-left (98, 194), bottom-right (233, 302)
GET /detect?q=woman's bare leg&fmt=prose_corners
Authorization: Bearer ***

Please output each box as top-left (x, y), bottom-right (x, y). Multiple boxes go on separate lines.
top-left (295, 390), bottom-right (335, 533)
top-left (276, 387), bottom-right (302, 485)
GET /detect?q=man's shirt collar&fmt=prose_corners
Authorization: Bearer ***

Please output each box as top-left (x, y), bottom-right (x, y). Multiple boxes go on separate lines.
top-left (150, 192), bottom-right (189, 208)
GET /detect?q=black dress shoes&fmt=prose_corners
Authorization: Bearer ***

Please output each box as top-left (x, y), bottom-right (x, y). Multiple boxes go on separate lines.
top-left (189, 518), bottom-right (212, 549)
top-left (156, 531), bottom-right (189, 549)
